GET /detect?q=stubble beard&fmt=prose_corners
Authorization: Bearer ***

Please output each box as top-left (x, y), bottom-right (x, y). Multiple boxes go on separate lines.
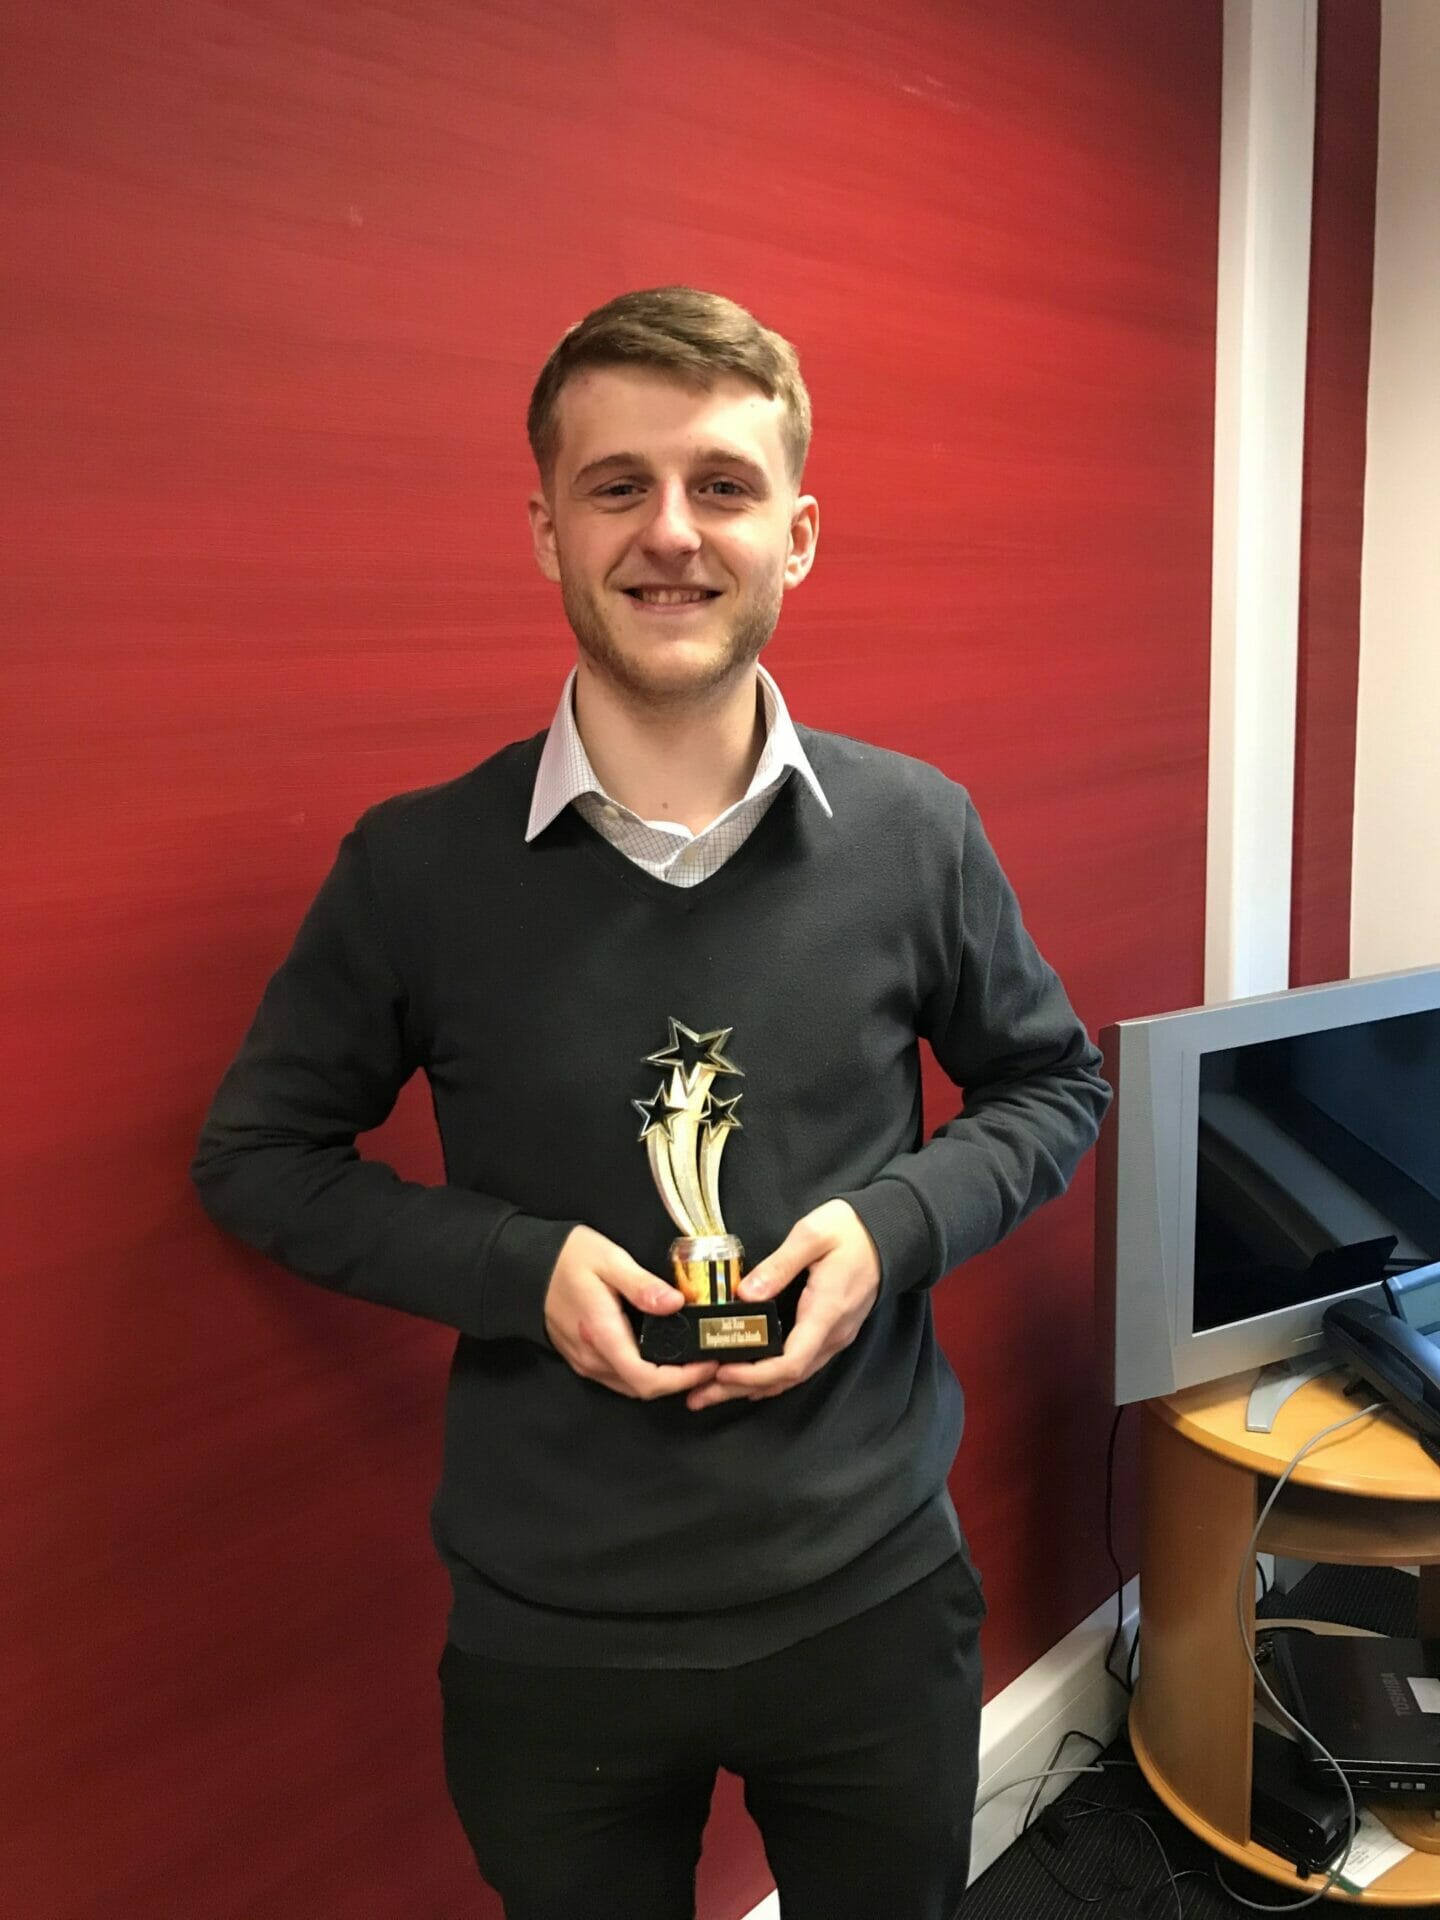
top-left (559, 561), bottom-right (786, 712)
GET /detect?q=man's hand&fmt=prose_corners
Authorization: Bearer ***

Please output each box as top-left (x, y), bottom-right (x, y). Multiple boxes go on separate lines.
top-left (685, 1199), bottom-right (882, 1412)
top-left (544, 1224), bottom-right (720, 1399)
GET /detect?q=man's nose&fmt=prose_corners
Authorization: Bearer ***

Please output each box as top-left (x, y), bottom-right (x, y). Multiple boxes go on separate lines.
top-left (640, 479), bottom-right (702, 556)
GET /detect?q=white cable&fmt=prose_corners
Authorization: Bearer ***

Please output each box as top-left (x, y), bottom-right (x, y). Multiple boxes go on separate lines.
top-left (1216, 1398), bottom-right (1385, 1912)
top-left (972, 1763), bottom-right (1105, 1815)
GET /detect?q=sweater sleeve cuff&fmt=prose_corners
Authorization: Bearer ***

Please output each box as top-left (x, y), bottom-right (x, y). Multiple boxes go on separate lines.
top-left (479, 1211), bottom-right (581, 1347)
top-left (836, 1177), bottom-right (936, 1297)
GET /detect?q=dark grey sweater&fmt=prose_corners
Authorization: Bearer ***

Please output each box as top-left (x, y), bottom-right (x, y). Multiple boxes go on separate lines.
top-left (192, 727), bottom-right (1110, 1664)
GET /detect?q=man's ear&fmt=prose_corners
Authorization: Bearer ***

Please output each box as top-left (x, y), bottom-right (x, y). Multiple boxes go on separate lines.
top-left (784, 495), bottom-right (820, 589)
top-left (528, 489), bottom-right (561, 584)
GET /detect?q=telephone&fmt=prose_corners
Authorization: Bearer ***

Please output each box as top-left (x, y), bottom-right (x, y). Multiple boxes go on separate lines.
top-left (1323, 1260), bottom-right (1440, 1467)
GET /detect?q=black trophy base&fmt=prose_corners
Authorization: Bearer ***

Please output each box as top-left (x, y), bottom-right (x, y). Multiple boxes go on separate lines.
top-left (639, 1300), bottom-right (784, 1366)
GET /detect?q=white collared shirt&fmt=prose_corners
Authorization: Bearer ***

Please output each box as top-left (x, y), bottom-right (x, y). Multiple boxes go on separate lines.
top-left (525, 665), bottom-right (832, 888)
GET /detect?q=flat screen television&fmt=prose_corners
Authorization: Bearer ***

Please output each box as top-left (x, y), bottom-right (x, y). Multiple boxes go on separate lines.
top-left (1097, 964), bottom-right (1440, 1406)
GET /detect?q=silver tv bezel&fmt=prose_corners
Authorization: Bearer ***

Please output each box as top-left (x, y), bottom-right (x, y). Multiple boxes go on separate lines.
top-left (1099, 963), bottom-right (1440, 1407)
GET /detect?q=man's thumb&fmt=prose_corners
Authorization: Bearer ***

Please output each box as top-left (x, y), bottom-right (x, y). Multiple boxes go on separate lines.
top-left (739, 1223), bottom-right (816, 1301)
top-left (607, 1248), bottom-right (685, 1314)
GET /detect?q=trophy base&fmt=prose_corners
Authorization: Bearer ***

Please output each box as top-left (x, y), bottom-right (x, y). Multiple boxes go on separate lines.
top-left (638, 1298), bottom-right (785, 1366)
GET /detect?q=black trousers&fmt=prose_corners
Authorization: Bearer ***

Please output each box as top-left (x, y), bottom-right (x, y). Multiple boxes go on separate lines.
top-left (438, 1554), bottom-right (985, 1920)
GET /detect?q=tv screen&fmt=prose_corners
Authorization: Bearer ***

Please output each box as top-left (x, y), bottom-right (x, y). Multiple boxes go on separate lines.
top-left (1193, 1008), bottom-right (1440, 1333)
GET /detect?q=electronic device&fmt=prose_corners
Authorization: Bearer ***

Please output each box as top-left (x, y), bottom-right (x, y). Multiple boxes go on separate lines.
top-left (1096, 964), bottom-right (1440, 1405)
top-left (1269, 1631), bottom-right (1440, 1798)
top-left (1323, 1290), bottom-right (1440, 1465)
top-left (1250, 1721), bottom-right (1352, 1876)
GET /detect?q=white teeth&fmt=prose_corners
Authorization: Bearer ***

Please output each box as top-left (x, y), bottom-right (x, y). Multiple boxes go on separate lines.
top-left (632, 589), bottom-right (710, 605)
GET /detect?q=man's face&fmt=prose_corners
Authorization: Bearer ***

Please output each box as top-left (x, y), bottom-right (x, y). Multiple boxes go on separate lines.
top-left (528, 366), bottom-right (818, 707)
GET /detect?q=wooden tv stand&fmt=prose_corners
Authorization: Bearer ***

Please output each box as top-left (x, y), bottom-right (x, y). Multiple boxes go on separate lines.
top-left (1132, 1369), bottom-right (1440, 1903)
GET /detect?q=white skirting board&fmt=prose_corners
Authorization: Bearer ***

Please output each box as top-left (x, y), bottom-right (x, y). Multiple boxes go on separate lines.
top-left (737, 1577), bottom-right (1140, 1920)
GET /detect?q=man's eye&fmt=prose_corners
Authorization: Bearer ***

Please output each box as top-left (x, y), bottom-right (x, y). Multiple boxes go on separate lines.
top-left (704, 479), bottom-right (747, 497)
top-left (597, 481), bottom-right (641, 498)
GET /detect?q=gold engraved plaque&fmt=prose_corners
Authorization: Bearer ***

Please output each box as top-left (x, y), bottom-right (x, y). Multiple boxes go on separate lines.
top-left (631, 1019), bottom-right (784, 1365)
top-left (698, 1315), bottom-right (773, 1352)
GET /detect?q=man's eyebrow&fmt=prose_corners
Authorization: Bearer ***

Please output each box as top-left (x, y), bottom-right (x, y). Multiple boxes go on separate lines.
top-left (571, 448), bottom-right (772, 489)
top-left (692, 447), bottom-right (772, 487)
top-left (572, 452), bottom-right (648, 486)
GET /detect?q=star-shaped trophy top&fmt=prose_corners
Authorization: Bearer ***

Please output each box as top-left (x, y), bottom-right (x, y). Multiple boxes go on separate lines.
top-left (631, 1081), bottom-right (688, 1145)
top-left (644, 1017), bottom-right (745, 1084)
top-left (701, 1091), bottom-right (743, 1139)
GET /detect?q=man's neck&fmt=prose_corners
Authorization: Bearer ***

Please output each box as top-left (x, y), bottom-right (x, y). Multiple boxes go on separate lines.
top-left (572, 663), bottom-right (768, 834)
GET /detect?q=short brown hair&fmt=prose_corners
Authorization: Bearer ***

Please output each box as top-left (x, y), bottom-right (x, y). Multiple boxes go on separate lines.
top-left (527, 286), bottom-right (812, 489)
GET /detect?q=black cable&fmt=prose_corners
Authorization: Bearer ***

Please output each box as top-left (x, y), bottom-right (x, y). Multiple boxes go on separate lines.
top-left (1063, 1801), bottom-right (1186, 1920)
top-left (1018, 1729), bottom-right (1115, 1905)
top-left (1150, 1868), bottom-right (1211, 1913)
top-left (1020, 1728), bottom-right (1107, 1837)
top-left (1109, 1810), bottom-right (1185, 1920)
top-left (1070, 1802), bottom-right (1145, 1900)
top-left (1027, 1821), bottom-right (1111, 1905)
top-left (1019, 1733), bottom-right (1169, 1912)
top-left (1025, 1792), bottom-right (1108, 1904)
top-left (1104, 1404), bottom-right (1133, 1690)
top-left (1126, 1619), bottom-right (1141, 1692)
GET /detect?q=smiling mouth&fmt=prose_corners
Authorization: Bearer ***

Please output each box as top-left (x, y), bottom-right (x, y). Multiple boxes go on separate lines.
top-left (622, 587), bottom-right (721, 606)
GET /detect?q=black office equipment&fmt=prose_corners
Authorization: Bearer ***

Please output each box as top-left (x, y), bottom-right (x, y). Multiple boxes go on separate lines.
top-left (1270, 1630), bottom-right (1440, 1799)
top-left (1250, 1721), bottom-right (1352, 1875)
top-left (1323, 1290), bottom-right (1440, 1466)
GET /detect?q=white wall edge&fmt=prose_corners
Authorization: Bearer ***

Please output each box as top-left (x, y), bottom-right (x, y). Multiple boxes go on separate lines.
top-left (1205, 0), bottom-right (1317, 1004)
top-left (1350, 0), bottom-right (1440, 978)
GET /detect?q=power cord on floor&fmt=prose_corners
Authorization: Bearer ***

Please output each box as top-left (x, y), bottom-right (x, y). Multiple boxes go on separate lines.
top-left (1034, 1798), bottom-right (1188, 1920)
top-left (1022, 1734), bottom-right (1119, 1907)
top-left (1022, 1730), bottom-right (1108, 1839)
top-left (997, 1727), bottom-right (1182, 1916)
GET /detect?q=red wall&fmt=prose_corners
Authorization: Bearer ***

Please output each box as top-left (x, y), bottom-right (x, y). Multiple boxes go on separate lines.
top-left (1291, 0), bottom-right (1381, 990)
top-left (1, 3), bottom-right (1218, 1915)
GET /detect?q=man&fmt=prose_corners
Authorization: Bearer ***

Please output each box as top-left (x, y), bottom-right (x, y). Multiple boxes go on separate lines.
top-left (192, 286), bottom-right (1110, 1920)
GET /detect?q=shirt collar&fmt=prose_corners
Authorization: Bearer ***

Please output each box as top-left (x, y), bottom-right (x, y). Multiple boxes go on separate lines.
top-left (525, 664), bottom-right (832, 842)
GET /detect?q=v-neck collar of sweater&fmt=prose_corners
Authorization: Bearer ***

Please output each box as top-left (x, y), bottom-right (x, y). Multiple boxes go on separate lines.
top-left (559, 764), bottom-right (806, 907)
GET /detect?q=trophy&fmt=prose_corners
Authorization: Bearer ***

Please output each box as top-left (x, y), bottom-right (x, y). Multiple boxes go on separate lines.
top-left (632, 1017), bottom-right (784, 1365)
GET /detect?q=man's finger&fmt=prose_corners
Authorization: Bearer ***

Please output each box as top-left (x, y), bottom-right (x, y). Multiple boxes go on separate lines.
top-left (716, 1318), bottom-right (826, 1393)
top-left (737, 1221), bottom-right (821, 1302)
top-left (686, 1377), bottom-right (764, 1411)
top-left (582, 1311), bottom-right (718, 1398)
top-left (622, 1354), bottom-right (722, 1398)
top-left (594, 1346), bottom-right (720, 1400)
